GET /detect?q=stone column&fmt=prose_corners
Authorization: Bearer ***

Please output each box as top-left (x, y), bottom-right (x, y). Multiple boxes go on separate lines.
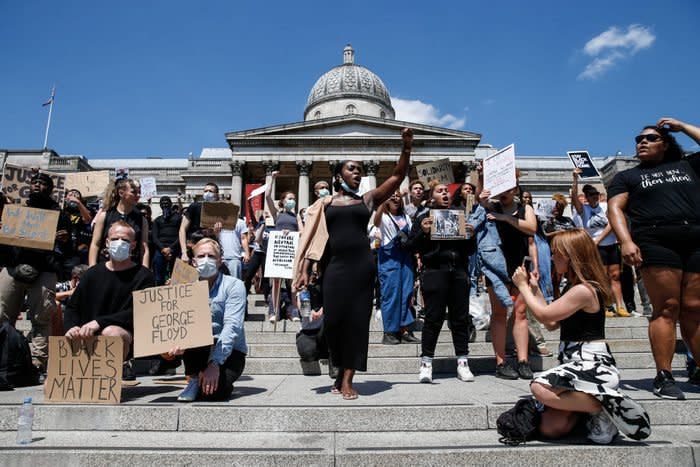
top-left (262, 160), bottom-right (279, 212)
top-left (230, 161), bottom-right (244, 208)
top-left (363, 160), bottom-right (380, 191)
top-left (329, 160), bottom-right (340, 194)
top-left (296, 160), bottom-right (312, 209)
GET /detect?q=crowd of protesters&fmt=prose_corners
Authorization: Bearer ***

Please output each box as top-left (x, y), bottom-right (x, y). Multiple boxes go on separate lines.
top-left (0, 118), bottom-right (699, 439)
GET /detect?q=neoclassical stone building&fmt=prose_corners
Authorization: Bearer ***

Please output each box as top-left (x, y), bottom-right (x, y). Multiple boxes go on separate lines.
top-left (1, 45), bottom-right (638, 212)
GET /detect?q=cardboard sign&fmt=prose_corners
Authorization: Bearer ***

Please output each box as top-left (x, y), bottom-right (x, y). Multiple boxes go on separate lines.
top-left (132, 281), bottom-right (213, 358)
top-left (567, 151), bottom-right (600, 179)
top-left (536, 200), bottom-right (557, 218)
top-left (416, 158), bottom-right (455, 186)
top-left (201, 202), bottom-right (240, 230)
top-left (170, 258), bottom-right (199, 285)
top-left (264, 231), bottom-right (299, 279)
top-left (1, 163), bottom-right (66, 207)
top-left (139, 177), bottom-right (157, 199)
top-left (64, 171), bottom-right (111, 198)
top-left (483, 144), bottom-right (517, 197)
top-left (430, 209), bottom-right (468, 240)
top-left (0, 205), bottom-right (59, 250)
top-left (45, 336), bottom-right (123, 404)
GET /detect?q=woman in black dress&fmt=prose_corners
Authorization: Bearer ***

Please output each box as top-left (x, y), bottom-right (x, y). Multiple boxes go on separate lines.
top-left (295, 128), bottom-right (413, 399)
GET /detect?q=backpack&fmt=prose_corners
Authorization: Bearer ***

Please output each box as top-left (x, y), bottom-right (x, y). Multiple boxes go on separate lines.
top-left (0, 321), bottom-right (39, 390)
top-left (496, 397), bottom-right (541, 446)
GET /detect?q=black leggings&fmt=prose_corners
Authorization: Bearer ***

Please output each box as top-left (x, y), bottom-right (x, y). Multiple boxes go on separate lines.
top-left (183, 346), bottom-right (246, 401)
top-left (419, 268), bottom-right (471, 358)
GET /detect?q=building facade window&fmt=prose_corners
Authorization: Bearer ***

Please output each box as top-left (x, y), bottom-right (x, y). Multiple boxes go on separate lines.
top-left (314, 110), bottom-right (321, 119)
top-left (346, 104), bottom-right (356, 115)
top-left (380, 110), bottom-right (386, 119)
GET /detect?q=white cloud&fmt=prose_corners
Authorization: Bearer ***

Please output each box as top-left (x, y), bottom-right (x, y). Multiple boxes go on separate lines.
top-left (391, 97), bottom-right (466, 129)
top-left (578, 24), bottom-right (655, 80)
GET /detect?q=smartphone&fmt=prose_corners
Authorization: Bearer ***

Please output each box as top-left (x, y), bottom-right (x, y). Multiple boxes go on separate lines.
top-left (523, 256), bottom-right (533, 273)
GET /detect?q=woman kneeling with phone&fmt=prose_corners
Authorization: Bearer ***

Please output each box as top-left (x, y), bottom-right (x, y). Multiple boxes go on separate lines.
top-left (512, 229), bottom-right (650, 444)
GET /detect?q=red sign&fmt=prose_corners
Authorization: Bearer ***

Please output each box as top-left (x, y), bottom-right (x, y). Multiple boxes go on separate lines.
top-left (244, 183), bottom-right (263, 224)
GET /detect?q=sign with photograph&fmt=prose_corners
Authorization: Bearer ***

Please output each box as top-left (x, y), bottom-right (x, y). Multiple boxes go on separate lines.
top-left (482, 144), bottom-right (517, 197)
top-left (264, 231), bottom-right (299, 279)
top-left (567, 151), bottom-right (600, 179)
top-left (0, 205), bottom-right (59, 250)
top-left (416, 158), bottom-right (455, 186)
top-left (64, 171), bottom-right (111, 198)
top-left (1, 163), bottom-right (66, 207)
top-left (132, 281), bottom-right (213, 358)
top-left (430, 209), bottom-right (468, 240)
top-left (201, 202), bottom-right (240, 230)
top-left (45, 336), bottom-right (123, 404)
top-left (139, 177), bottom-right (157, 199)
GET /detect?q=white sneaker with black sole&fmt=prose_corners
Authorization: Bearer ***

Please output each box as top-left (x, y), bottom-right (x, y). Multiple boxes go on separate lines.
top-left (457, 359), bottom-right (475, 382)
top-left (419, 362), bottom-right (433, 384)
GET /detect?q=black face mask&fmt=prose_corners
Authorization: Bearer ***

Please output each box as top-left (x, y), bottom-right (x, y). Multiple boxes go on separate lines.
top-left (161, 206), bottom-right (172, 218)
top-left (66, 201), bottom-right (80, 213)
top-left (28, 191), bottom-right (52, 208)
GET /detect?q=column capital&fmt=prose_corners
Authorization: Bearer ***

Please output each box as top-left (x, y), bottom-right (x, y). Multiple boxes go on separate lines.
top-left (363, 160), bottom-right (380, 176)
top-left (262, 160), bottom-right (279, 175)
top-left (461, 160), bottom-right (478, 172)
top-left (296, 160), bottom-right (312, 176)
top-left (230, 160), bottom-right (245, 176)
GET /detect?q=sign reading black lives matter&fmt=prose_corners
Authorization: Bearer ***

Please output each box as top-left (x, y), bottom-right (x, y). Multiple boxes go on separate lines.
top-left (45, 336), bottom-right (123, 404)
top-left (264, 231), bottom-right (299, 279)
top-left (132, 281), bottom-right (213, 358)
top-left (2, 163), bottom-right (66, 207)
top-left (567, 151), bottom-right (600, 179)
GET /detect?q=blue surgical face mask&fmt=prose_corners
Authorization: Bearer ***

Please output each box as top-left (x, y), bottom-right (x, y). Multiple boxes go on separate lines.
top-left (284, 200), bottom-right (296, 212)
top-left (317, 188), bottom-right (330, 198)
top-left (108, 239), bottom-right (131, 262)
top-left (196, 256), bottom-right (218, 279)
top-left (202, 191), bottom-right (216, 202)
top-left (340, 180), bottom-right (359, 194)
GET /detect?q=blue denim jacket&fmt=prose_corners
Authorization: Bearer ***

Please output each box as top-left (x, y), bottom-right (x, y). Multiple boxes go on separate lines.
top-left (468, 205), bottom-right (513, 308)
top-left (209, 273), bottom-right (248, 365)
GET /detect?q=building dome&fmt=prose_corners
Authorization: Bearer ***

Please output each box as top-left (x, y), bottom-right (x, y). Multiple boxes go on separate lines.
top-left (304, 45), bottom-right (395, 121)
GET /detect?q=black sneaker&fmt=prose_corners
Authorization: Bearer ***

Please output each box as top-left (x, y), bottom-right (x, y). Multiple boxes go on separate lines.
top-left (517, 361), bottom-right (534, 380)
top-left (495, 362), bottom-right (519, 380)
top-left (400, 331), bottom-right (420, 344)
top-left (653, 370), bottom-right (685, 400)
top-left (382, 333), bottom-right (401, 345)
top-left (122, 359), bottom-right (136, 381)
top-left (689, 366), bottom-right (700, 386)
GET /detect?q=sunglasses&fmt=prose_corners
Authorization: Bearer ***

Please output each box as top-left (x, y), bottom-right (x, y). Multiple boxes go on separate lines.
top-left (635, 134), bottom-right (662, 144)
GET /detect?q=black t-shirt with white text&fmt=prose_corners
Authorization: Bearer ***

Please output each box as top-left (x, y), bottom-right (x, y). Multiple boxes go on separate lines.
top-left (607, 153), bottom-right (700, 229)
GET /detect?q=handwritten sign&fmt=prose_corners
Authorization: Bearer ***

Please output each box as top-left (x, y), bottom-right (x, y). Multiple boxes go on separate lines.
top-left (0, 205), bottom-right (59, 250)
top-left (483, 144), bottom-right (517, 197)
top-left (264, 231), bottom-right (299, 279)
top-left (170, 258), bottom-right (199, 285)
top-left (201, 202), bottom-right (240, 230)
top-left (567, 151), bottom-right (600, 179)
top-left (1, 163), bottom-right (66, 207)
top-left (536, 200), bottom-right (557, 219)
top-left (430, 209), bottom-right (468, 240)
top-left (416, 158), bottom-right (454, 186)
top-left (132, 281), bottom-right (213, 358)
top-left (64, 171), bottom-right (111, 198)
top-left (139, 177), bottom-right (157, 199)
top-left (45, 336), bottom-right (123, 404)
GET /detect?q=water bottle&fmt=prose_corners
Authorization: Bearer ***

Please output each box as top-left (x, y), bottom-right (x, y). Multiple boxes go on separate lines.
top-left (299, 289), bottom-right (311, 319)
top-left (16, 397), bottom-right (33, 445)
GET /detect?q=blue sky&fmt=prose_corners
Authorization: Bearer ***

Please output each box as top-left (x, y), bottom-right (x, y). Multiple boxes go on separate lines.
top-left (1, 0), bottom-right (698, 158)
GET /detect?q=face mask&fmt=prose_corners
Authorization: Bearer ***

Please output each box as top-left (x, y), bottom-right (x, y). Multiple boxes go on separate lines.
top-left (317, 188), bottom-right (330, 198)
top-left (284, 200), bottom-right (296, 212)
top-left (66, 201), bottom-right (80, 213)
top-left (196, 256), bottom-right (218, 279)
top-left (202, 191), bottom-right (216, 202)
top-left (161, 207), bottom-right (172, 218)
top-left (108, 239), bottom-right (131, 262)
top-left (340, 180), bottom-right (359, 195)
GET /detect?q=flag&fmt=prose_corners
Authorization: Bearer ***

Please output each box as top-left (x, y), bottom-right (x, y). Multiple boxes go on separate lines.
top-left (42, 87), bottom-right (55, 107)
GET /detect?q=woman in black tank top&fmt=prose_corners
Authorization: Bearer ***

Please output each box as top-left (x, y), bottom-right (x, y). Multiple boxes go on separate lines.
top-left (510, 229), bottom-right (650, 444)
top-left (89, 178), bottom-right (149, 268)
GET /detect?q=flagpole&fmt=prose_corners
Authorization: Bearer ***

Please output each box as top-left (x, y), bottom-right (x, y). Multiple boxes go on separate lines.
top-left (43, 85), bottom-right (55, 149)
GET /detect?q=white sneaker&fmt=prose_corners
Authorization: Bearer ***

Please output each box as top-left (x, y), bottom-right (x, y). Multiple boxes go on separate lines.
top-left (419, 362), bottom-right (433, 383)
top-left (177, 379), bottom-right (200, 402)
top-left (457, 359), bottom-right (475, 382)
top-left (268, 314), bottom-right (276, 323)
top-left (586, 410), bottom-right (618, 444)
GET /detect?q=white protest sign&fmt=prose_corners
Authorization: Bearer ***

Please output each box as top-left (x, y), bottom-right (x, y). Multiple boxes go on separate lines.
top-left (536, 200), bottom-right (557, 219)
top-left (483, 144), bottom-right (517, 197)
top-left (567, 151), bottom-right (600, 179)
top-left (139, 177), bottom-right (157, 199)
top-left (264, 231), bottom-right (300, 279)
top-left (416, 158), bottom-right (454, 186)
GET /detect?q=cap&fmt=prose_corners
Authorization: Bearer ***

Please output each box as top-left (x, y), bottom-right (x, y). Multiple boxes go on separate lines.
top-left (30, 172), bottom-right (54, 189)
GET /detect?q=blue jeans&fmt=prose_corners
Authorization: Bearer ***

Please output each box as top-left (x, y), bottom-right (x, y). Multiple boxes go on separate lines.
top-left (224, 257), bottom-right (243, 280)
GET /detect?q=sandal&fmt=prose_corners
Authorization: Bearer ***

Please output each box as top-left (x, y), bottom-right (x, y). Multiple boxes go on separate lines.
top-left (342, 388), bottom-right (358, 400)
